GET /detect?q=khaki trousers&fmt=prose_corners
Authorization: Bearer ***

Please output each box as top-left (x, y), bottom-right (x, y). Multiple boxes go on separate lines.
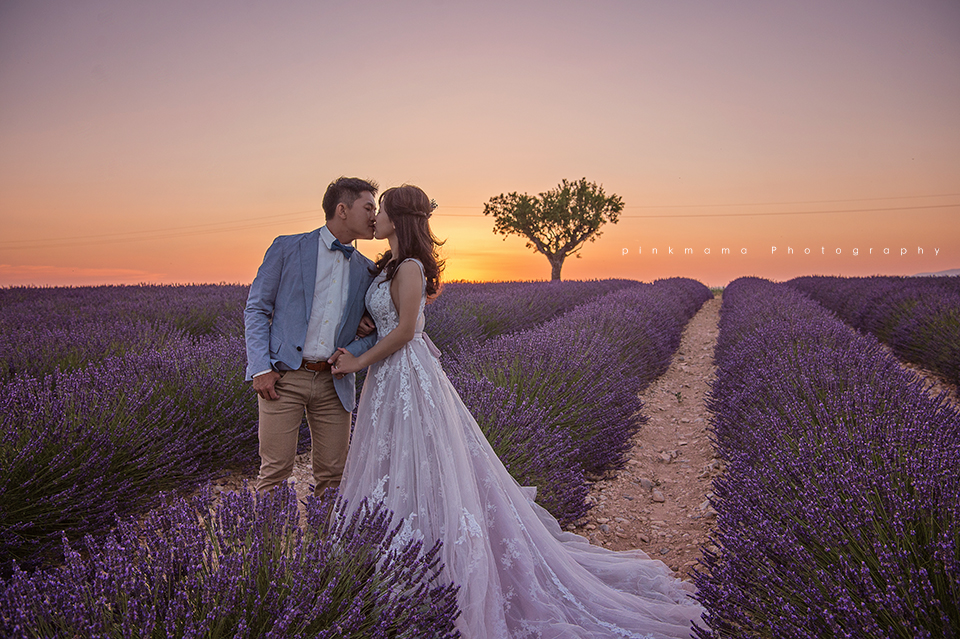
top-left (255, 369), bottom-right (351, 497)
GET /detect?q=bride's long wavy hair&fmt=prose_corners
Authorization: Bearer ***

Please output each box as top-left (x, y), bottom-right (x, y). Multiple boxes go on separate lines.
top-left (372, 185), bottom-right (445, 298)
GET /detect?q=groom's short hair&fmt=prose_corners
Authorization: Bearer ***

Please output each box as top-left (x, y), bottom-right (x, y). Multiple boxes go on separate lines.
top-left (323, 177), bottom-right (379, 219)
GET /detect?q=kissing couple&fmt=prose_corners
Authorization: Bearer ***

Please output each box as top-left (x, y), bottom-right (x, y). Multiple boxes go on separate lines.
top-left (244, 177), bottom-right (703, 638)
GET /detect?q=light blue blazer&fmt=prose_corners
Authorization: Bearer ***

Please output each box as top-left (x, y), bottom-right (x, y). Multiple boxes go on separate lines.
top-left (244, 227), bottom-right (378, 412)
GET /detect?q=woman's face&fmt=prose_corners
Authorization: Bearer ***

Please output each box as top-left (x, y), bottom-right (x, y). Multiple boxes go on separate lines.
top-left (374, 201), bottom-right (395, 240)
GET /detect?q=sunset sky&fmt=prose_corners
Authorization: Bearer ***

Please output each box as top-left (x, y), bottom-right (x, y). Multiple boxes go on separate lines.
top-left (1, 0), bottom-right (958, 288)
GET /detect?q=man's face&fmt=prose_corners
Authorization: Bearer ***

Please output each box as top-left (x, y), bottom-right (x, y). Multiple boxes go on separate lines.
top-left (340, 191), bottom-right (377, 241)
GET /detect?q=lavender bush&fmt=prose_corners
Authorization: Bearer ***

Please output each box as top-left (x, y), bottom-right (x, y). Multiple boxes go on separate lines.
top-left (0, 284), bottom-right (247, 381)
top-left (0, 483), bottom-right (460, 638)
top-left (787, 275), bottom-right (960, 386)
top-left (425, 279), bottom-right (641, 354)
top-left (452, 374), bottom-right (589, 525)
top-left (0, 335), bottom-right (259, 572)
top-left (697, 277), bottom-right (959, 638)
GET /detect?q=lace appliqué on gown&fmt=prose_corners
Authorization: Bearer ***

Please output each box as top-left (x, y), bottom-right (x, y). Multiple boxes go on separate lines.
top-left (340, 259), bottom-right (703, 639)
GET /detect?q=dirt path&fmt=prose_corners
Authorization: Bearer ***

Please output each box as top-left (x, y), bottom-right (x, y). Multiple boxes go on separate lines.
top-left (569, 296), bottom-right (722, 581)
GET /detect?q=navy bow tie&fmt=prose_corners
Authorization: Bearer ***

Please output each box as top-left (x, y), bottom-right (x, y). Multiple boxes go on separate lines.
top-left (330, 239), bottom-right (356, 258)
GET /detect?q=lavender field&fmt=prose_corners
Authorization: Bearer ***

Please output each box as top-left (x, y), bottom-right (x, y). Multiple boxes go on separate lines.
top-left (0, 278), bottom-right (711, 637)
top-left (697, 277), bottom-right (959, 638)
top-left (0, 285), bottom-right (258, 572)
top-left (6, 275), bottom-right (955, 637)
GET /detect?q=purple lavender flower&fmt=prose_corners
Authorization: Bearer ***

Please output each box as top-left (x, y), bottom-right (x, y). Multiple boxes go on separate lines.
top-left (0, 284), bottom-right (248, 381)
top-left (0, 335), bottom-right (260, 571)
top-left (0, 483), bottom-right (460, 638)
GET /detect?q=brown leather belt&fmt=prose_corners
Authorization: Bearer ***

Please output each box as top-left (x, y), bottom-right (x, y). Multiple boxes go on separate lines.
top-left (300, 360), bottom-right (332, 372)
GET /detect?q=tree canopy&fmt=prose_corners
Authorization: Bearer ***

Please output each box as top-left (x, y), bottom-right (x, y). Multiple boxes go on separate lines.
top-left (483, 178), bottom-right (623, 280)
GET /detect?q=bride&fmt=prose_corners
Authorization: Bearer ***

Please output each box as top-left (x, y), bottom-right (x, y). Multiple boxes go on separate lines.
top-left (330, 185), bottom-right (703, 639)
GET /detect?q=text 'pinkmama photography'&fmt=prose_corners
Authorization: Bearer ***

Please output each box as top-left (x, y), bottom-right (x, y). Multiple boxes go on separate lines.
top-left (620, 246), bottom-right (942, 257)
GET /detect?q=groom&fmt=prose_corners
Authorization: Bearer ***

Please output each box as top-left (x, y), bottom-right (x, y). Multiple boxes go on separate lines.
top-left (244, 177), bottom-right (379, 496)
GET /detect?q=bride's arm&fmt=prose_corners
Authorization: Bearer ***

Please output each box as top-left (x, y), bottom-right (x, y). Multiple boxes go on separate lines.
top-left (330, 260), bottom-right (422, 376)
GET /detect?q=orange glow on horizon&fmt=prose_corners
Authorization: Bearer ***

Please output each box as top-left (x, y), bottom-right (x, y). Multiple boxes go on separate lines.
top-left (1, 194), bottom-right (958, 288)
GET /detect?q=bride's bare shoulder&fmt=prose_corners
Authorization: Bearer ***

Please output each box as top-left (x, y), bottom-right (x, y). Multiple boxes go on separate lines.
top-left (391, 259), bottom-right (425, 287)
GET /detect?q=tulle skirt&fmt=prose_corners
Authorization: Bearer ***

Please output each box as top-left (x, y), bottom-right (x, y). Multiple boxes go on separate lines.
top-left (340, 335), bottom-right (703, 639)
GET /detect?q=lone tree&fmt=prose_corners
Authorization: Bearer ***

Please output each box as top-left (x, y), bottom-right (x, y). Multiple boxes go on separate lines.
top-left (483, 178), bottom-right (624, 280)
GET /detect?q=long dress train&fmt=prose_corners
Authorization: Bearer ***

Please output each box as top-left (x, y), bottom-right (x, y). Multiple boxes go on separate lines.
top-left (340, 259), bottom-right (704, 639)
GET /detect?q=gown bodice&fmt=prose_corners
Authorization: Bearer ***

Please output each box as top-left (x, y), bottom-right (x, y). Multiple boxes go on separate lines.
top-left (365, 259), bottom-right (426, 339)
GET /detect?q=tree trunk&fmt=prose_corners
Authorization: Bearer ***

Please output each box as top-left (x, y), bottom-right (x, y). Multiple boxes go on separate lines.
top-left (549, 255), bottom-right (564, 281)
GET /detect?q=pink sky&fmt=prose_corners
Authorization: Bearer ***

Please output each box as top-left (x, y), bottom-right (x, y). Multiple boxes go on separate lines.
top-left (1, 0), bottom-right (958, 287)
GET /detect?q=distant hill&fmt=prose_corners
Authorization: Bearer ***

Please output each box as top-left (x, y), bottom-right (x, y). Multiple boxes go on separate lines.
top-left (912, 267), bottom-right (960, 277)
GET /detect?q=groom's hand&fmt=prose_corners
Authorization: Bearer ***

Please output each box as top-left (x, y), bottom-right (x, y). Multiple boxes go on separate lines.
top-left (357, 314), bottom-right (376, 338)
top-left (252, 370), bottom-right (281, 400)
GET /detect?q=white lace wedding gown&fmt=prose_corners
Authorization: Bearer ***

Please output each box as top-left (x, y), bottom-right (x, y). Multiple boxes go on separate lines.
top-left (340, 259), bottom-right (704, 639)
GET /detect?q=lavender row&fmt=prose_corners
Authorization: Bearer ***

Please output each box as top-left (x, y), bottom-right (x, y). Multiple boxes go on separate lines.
top-left (0, 284), bottom-right (248, 381)
top-left (448, 278), bottom-right (713, 526)
top-left (0, 334), bottom-right (259, 572)
top-left (0, 280), bottom-right (630, 382)
top-left (696, 277), bottom-right (959, 638)
top-left (424, 278), bottom-right (641, 354)
top-left (0, 283), bottom-right (250, 336)
top-left (786, 275), bottom-right (960, 386)
top-left (1, 484), bottom-right (460, 639)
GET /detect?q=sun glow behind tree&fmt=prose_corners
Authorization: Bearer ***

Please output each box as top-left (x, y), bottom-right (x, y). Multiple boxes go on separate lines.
top-left (483, 178), bottom-right (624, 280)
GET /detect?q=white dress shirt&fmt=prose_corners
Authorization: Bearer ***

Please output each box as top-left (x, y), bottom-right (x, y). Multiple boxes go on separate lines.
top-left (302, 226), bottom-right (352, 361)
